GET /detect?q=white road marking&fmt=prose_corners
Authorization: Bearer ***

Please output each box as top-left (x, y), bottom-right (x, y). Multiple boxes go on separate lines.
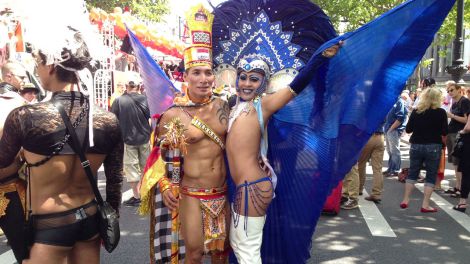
top-left (0, 249), bottom-right (16, 264)
top-left (359, 190), bottom-right (397, 237)
top-left (415, 183), bottom-right (470, 233)
top-left (121, 188), bottom-right (134, 202)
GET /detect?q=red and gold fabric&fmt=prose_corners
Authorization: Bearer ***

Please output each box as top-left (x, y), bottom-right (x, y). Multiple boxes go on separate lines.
top-left (0, 179), bottom-right (26, 218)
top-left (180, 186), bottom-right (227, 253)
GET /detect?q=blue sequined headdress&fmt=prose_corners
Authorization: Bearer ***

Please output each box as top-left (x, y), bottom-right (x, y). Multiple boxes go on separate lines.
top-left (211, 0), bottom-right (336, 94)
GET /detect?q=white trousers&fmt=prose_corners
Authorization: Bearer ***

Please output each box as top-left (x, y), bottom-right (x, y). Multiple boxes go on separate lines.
top-left (230, 212), bottom-right (266, 264)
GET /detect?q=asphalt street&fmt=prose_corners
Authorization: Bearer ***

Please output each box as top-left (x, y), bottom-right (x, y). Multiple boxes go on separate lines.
top-left (1, 139), bottom-right (469, 263)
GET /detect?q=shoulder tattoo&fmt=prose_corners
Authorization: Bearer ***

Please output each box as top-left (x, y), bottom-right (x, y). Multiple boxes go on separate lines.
top-left (216, 100), bottom-right (230, 125)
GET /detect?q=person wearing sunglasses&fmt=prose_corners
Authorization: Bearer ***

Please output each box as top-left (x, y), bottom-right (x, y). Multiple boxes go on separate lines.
top-left (445, 83), bottom-right (470, 197)
top-left (1, 61), bottom-right (28, 94)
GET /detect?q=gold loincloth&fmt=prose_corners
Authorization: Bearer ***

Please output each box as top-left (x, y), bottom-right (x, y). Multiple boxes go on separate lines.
top-left (180, 185), bottom-right (227, 253)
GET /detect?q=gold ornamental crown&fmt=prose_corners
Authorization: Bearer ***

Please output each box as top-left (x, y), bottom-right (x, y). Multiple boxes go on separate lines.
top-left (184, 4), bottom-right (214, 70)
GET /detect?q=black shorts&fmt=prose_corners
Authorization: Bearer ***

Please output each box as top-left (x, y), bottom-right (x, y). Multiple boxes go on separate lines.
top-left (32, 200), bottom-right (99, 247)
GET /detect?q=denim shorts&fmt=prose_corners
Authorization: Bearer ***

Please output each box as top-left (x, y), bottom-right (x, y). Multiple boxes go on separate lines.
top-left (407, 143), bottom-right (442, 187)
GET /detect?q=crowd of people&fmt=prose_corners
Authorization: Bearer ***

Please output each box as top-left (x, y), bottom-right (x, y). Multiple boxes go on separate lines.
top-left (340, 78), bottom-right (470, 214)
top-left (0, 0), bottom-right (466, 264)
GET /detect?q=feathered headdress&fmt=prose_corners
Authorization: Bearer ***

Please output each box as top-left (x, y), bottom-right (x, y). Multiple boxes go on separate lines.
top-left (211, 0), bottom-right (336, 93)
top-left (8, 0), bottom-right (106, 146)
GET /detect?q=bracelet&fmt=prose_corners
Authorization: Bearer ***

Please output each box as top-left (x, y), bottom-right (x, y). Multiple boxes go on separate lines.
top-left (288, 86), bottom-right (298, 97)
top-left (158, 177), bottom-right (171, 194)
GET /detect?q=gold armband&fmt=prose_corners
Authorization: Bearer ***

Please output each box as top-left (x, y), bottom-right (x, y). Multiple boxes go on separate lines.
top-left (158, 177), bottom-right (171, 194)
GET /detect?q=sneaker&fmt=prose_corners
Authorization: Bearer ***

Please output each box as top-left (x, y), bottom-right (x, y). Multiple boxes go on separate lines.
top-left (123, 197), bottom-right (141, 206)
top-left (364, 196), bottom-right (381, 203)
top-left (341, 199), bottom-right (358, 210)
top-left (340, 196), bottom-right (349, 205)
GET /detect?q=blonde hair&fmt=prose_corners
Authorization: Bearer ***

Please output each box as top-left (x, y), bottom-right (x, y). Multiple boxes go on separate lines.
top-left (416, 87), bottom-right (443, 114)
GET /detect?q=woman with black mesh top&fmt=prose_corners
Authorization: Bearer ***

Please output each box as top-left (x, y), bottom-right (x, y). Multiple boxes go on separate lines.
top-left (0, 27), bottom-right (123, 263)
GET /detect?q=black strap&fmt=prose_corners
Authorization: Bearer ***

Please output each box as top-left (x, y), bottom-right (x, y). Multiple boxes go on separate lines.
top-left (55, 103), bottom-right (105, 205)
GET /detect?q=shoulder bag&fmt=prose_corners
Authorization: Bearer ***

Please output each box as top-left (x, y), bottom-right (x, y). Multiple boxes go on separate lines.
top-left (452, 133), bottom-right (464, 159)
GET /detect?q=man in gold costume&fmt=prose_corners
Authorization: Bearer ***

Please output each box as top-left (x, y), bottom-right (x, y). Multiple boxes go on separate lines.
top-left (139, 5), bottom-right (229, 264)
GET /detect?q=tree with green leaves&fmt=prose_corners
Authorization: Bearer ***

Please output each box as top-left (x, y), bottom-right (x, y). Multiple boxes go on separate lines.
top-left (315, 0), bottom-right (469, 86)
top-left (86, 0), bottom-right (170, 22)
top-left (315, 0), bottom-right (470, 46)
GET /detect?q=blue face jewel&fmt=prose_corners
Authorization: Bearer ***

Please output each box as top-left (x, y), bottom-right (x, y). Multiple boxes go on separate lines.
top-left (244, 64), bottom-right (252, 71)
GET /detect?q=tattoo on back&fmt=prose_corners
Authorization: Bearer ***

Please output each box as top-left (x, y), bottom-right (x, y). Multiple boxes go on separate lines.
top-left (217, 101), bottom-right (230, 125)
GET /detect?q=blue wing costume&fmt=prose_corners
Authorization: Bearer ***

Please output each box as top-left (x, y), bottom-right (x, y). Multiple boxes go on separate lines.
top-left (211, 0), bottom-right (456, 263)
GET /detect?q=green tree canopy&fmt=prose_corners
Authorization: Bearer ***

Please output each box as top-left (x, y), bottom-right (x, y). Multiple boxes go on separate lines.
top-left (315, 0), bottom-right (470, 46)
top-left (86, 0), bottom-right (170, 22)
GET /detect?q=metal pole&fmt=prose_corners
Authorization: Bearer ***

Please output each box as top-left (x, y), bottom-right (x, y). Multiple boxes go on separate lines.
top-left (446, 0), bottom-right (468, 85)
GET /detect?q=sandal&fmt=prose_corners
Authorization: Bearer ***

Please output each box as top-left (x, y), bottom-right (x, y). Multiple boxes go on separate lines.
top-left (450, 190), bottom-right (461, 198)
top-left (453, 204), bottom-right (467, 213)
top-left (444, 187), bottom-right (457, 194)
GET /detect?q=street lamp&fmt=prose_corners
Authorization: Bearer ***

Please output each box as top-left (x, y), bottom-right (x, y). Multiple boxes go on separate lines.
top-left (446, 0), bottom-right (469, 85)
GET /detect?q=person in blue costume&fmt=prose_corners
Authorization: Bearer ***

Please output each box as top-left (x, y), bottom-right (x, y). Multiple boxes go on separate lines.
top-left (211, 2), bottom-right (339, 263)
top-left (210, 0), bottom-right (455, 263)
top-left (226, 50), bottom-right (340, 263)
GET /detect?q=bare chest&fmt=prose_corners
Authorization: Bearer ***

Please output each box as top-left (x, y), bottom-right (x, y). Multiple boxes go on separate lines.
top-left (227, 109), bottom-right (261, 150)
top-left (178, 106), bottom-right (227, 145)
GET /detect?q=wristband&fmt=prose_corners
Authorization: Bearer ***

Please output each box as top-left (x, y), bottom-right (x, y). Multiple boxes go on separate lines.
top-left (288, 86), bottom-right (298, 97)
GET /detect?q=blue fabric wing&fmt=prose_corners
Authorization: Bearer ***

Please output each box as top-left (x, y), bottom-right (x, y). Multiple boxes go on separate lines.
top-left (126, 28), bottom-right (175, 116)
top-left (262, 0), bottom-right (456, 263)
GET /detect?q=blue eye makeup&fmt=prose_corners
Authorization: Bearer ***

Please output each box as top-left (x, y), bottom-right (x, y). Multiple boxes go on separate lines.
top-left (240, 74), bottom-right (248, 80)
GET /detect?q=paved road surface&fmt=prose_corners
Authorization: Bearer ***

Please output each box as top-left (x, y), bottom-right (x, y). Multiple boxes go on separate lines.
top-left (1, 141), bottom-right (468, 263)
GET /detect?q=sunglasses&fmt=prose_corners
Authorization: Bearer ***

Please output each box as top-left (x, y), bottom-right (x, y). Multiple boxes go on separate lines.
top-left (447, 89), bottom-right (454, 93)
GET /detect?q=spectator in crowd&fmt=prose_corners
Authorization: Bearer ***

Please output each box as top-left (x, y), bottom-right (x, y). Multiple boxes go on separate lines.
top-left (383, 96), bottom-right (407, 177)
top-left (465, 87), bottom-right (470, 98)
top-left (19, 82), bottom-right (39, 103)
top-left (164, 63), bottom-right (174, 81)
top-left (401, 91), bottom-right (413, 113)
top-left (400, 87), bottom-right (448, 212)
top-left (0, 62), bottom-right (28, 263)
top-left (444, 83), bottom-right (470, 197)
top-left (413, 77), bottom-right (435, 109)
top-left (359, 122), bottom-right (385, 203)
top-left (453, 112), bottom-right (470, 213)
top-left (1, 61), bottom-right (28, 93)
top-left (111, 73), bottom-right (151, 206)
top-left (109, 81), bottom-right (125, 106)
top-left (410, 91), bottom-right (417, 103)
top-left (342, 164), bottom-right (360, 209)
